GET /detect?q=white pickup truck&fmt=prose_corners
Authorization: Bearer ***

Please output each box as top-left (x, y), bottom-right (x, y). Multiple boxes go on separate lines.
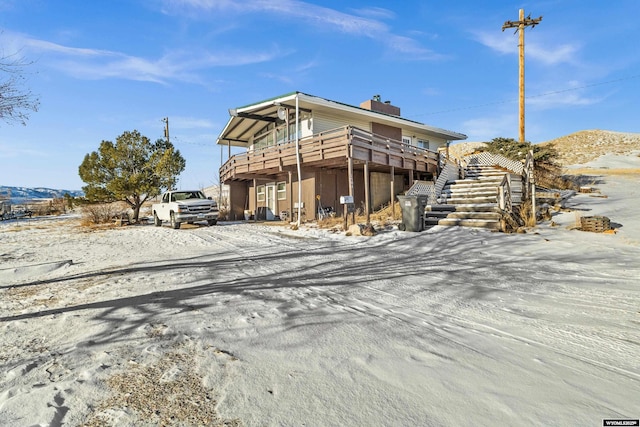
top-left (152, 190), bottom-right (219, 229)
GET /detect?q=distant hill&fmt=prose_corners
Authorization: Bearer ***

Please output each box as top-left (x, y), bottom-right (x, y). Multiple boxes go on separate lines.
top-left (540, 130), bottom-right (640, 166)
top-left (449, 130), bottom-right (640, 166)
top-left (0, 186), bottom-right (84, 203)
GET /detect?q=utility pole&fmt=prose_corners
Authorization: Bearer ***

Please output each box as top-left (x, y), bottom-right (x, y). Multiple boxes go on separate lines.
top-left (502, 9), bottom-right (542, 143)
top-left (162, 117), bottom-right (170, 144)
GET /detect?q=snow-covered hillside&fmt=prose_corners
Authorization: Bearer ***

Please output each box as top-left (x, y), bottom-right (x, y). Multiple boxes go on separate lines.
top-left (0, 186), bottom-right (84, 203)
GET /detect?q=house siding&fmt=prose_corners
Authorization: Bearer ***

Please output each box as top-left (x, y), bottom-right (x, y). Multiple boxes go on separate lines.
top-left (371, 122), bottom-right (402, 142)
top-left (312, 111), bottom-right (370, 134)
top-left (371, 172), bottom-right (405, 210)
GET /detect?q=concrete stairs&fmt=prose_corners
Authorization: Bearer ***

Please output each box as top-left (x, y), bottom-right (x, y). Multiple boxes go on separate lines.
top-left (424, 165), bottom-right (518, 231)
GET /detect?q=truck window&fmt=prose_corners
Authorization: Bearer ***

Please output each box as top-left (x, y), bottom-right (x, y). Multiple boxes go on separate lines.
top-left (162, 193), bottom-right (169, 203)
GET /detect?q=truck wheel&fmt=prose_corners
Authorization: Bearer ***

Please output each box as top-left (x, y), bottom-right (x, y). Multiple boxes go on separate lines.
top-left (170, 212), bottom-right (181, 229)
top-left (154, 212), bottom-right (162, 227)
top-left (207, 219), bottom-right (217, 226)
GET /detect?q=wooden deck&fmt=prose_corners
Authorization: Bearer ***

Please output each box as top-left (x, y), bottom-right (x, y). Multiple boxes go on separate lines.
top-left (220, 126), bottom-right (439, 182)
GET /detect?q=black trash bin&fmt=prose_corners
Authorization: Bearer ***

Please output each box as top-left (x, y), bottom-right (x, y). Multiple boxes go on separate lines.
top-left (397, 195), bottom-right (428, 232)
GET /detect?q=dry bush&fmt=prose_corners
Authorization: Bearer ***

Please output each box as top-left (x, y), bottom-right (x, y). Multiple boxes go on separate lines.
top-left (535, 163), bottom-right (578, 190)
top-left (81, 202), bottom-right (128, 226)
top-left (315, 202), bottom-right (402, 229)
top-left (218, 207), bottom-right (229, 221)
top-left (517, 200), bottom-right (537, 228)
top-left (317, 216), bottom-right (344, 229)
top-left (369, 202), bottom-right (402, 222)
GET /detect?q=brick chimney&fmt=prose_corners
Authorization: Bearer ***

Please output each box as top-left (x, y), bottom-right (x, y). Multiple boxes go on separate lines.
top-left (360, 95), bottom-right (401, 116)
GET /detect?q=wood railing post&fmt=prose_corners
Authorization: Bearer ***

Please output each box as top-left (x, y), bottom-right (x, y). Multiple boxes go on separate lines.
top-left (364, 161), bottom-right (370, 224)
top-left (390, 166), bottom-right (395, 219)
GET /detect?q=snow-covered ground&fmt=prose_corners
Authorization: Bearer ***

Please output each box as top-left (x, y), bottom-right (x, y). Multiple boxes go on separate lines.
top-left (1, 170), bottom-right (639, 426)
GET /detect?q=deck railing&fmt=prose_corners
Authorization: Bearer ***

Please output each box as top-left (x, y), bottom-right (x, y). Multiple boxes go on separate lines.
top-left (220, 126), bottom-right (439, 181)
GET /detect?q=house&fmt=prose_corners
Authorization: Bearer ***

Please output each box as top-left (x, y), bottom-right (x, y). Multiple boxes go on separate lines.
top-left (217, 92), bottom-right (467, 222)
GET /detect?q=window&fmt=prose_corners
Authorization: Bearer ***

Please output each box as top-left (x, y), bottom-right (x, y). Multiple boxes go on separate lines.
top-left (417, 139), bottom-right (429, 149)
top-left (277, 182), bottom-right (286, 200)
top-left (257, 185), bottom-right (265, 202)
top-left (402, 136), bottom-right (412, 145)
top-left (254, 131), bottom-right (274, 150)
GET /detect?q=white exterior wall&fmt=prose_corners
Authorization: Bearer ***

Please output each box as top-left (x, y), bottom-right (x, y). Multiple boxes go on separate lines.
top-left (310, 111), bottom-right (451, 149)
top-left (312, 111), bottom-right (370, 134)
top-left (413, 133), bottom-right (448, 150)
top-left (300, 117), bottom-right (313, 139)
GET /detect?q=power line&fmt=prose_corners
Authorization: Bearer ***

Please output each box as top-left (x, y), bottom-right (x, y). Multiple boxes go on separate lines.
top-left (409, 73), bottom-right (640, 118)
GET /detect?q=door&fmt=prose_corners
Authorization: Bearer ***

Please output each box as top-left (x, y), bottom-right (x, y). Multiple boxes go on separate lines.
top-left (266, 184), bottom-right (276, 220)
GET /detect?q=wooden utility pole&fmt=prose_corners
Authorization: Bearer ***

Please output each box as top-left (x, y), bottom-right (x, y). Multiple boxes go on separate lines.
top-left (162, 117), bottom-right (170, 144)
top-left (502, 9), bottom-right (542, 143)
top-left (162, 116), bottom-right (173, 191)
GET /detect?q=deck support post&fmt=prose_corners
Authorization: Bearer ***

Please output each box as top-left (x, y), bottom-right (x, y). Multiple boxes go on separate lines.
top-left (253, 178), bottom-right (257, 222)
top-left (390, 166), bottom-right (395, 219)
top-left (288, 170), bottom-right (293, 222)
top-left (348, 155), bottom-right (355, 225)
top-left (364, 161), bottom-right (370, 224)
top-left (295, 94), bottom-right (302, 226)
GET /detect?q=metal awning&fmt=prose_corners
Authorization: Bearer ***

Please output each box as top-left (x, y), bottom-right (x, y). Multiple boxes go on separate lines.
top-left (216, 92), bottom-right (467, 148)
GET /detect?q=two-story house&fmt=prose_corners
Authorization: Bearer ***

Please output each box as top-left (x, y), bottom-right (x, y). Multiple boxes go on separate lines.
top-left (217, 92), bottom-right (466, 222)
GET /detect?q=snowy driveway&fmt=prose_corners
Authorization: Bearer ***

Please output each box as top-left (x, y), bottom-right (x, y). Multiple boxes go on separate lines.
top-left (1, 206), bottom-right (639, 426)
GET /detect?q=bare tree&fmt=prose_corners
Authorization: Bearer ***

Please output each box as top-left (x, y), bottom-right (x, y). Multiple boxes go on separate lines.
top-left (0, 49), bottom-right (40, 126)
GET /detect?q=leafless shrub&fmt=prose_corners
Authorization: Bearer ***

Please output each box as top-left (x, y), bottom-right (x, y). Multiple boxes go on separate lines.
top-left (81, 202), bottom-right (127, 226)
top-left (217, 207), bottom-right (229, 221)
top-left (317, 216), bottom-right (344, 229)
top-left (517, 200), bottom-right (537, 228)
top-left (49, 198), bottom-right (67, 215)
top-left (535, 163), bottom-right (578, 190)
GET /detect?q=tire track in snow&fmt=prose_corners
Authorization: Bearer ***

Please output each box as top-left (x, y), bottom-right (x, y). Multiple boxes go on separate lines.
top-left (181, 225), bottom-right (640, 382)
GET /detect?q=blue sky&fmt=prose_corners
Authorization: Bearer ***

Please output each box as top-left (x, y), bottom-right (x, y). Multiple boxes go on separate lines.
top-left (1, 0), bottom-right (639, 191)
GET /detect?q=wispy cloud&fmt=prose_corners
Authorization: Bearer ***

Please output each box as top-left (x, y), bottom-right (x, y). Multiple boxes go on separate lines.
top-left (162, 0), bottom-right (444, 60)
top-left (462, 113), bottom-right (519, 142)
top-left (473, 30), bottom-right (580, 65)
top-left (527, 85), bottom-right (607, 109)
top-left (0, 141), bottom-right (47, 158)
top-left (4, 30), bottom-right (283, 84)
top-left (168, 116), bottom-right (217, 129)
top-left (350, 7), bottom-right (396, 20)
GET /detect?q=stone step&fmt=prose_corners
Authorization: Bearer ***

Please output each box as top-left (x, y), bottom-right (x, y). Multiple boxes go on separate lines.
top-left (465, 165), bottom-right (506, 170)
top-left (445, 195), bottom-right (498, 204)
top-left (441, 190), bottom-right (498, 198)
top-left (425, 211), bottom-right (501, 220)
top-left (448, 176), bottom-right (505, 185)
top-left (464, 172), bottom-right (509, 178)
top-left (425, 217), bottom-right (501, 230)
top-left (425, 203), bottom-right (500, 213)
top-left (465, 164), bottom-right (509, 169)
top-left (444, 181), bottom-right (501, 190)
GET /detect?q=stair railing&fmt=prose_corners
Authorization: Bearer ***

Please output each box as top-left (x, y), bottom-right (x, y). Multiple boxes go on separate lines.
top-left (463, 152), bottom-right (524, 175)
top-left (497, 173), bottom-right (512, 212)
top-left (435, 157), bottom-right (461, 203)
top-left (523, 149), bottom-right (536, 223)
